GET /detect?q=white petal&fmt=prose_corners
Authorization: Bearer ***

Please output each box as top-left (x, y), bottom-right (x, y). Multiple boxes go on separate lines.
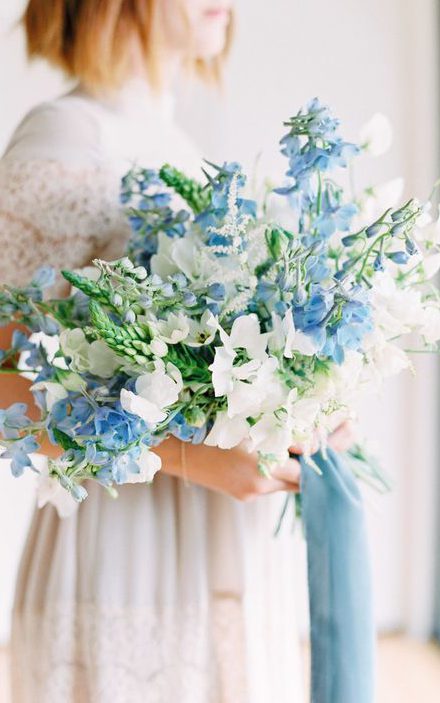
top-left (120, 389), bottom-right (166, 424)
top-left (204, 411), bottom-right (249, 448)
top-left (422, 253), bottom-right (440, 280)
top-left (125, 448), bottom-right (162, 483)
top-left (209, 347), bottom-right (235, 396)
top-left (419, 306), bottom-right (440, 344)
top-left (360, 113), bottom-right (393, 156)
top-left (36, 465), bottom-right (79, 518)
top-left (230, 314), bottom-right (268, 359)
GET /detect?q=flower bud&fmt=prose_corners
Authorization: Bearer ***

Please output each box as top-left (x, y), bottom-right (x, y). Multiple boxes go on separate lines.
top-left (386, 251), bottom-right (409, 264)
top-left (365, 223), bottom-right (382, 238)
top-left (183, 292), bottom-right (197, 307)
top-left (132, 266), bottom-right (148, 280)
top-left (185, 406), bottom-right (207, 428)
top-left (124, 309), bottom-right (136, 324)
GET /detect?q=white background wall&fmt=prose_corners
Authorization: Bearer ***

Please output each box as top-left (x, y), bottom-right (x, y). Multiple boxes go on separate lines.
top-left (0, 0), bottom-right (438, 642)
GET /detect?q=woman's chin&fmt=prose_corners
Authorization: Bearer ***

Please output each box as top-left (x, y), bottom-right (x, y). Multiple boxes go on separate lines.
top-left (192, 31), bottom-right (229, 60)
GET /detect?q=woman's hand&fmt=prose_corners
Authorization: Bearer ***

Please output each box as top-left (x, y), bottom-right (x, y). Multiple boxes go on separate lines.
top-left (156, 437), bottom-right (300, 501)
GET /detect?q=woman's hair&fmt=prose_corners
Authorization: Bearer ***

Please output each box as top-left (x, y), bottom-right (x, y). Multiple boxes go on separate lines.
top-left (23, 0), bottom-right (232, 91)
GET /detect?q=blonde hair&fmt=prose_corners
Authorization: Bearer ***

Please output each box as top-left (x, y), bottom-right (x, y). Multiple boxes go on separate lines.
top-left (23, 0), bottom-right (232, 92)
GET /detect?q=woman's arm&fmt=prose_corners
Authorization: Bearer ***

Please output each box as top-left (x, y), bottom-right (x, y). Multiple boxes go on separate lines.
top-left (0, 322), bottom-right (62, 459)
top-left (156, 436), bottom-right (301, 501)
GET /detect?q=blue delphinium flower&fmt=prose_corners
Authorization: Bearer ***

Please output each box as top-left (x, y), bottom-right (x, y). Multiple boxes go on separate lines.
top-left (31, 266), bottom-right (56, 290)
top-left (314, 202), bottom-right (358, 238)
top-left (322, 289), bottom-right (373, 363)
top-left (275, 99), bottom-right (359, 217)
top-left (2, 435), bottom-right (40, 477)
top-left (0, 403), bottom-right (31, 439)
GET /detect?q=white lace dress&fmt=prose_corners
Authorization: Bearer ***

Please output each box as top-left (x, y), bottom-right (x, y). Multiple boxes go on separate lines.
top-left (0, 81), bottom-right (304, 703)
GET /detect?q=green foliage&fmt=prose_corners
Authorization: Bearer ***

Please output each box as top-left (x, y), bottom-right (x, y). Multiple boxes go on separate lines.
top-left (62, 270), bottom-right (112, 306)
top-left (89, 300), bottom-right (151, 364)
top-left (159, 164), bottom-right (212, 214)
top-left (52, 428), bottom-right (81, 451)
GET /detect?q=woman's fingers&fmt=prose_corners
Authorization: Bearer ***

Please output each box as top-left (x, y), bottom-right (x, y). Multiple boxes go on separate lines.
top-left (288, 421), bottom-right (356, 456)
top-left (328, 421), bottom-right (355, 453)
top-left (272, 457), bottom-right (301, 485)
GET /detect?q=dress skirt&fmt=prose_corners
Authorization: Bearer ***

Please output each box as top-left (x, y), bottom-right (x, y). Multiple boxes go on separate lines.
top-left (10, 473), bottom-right (304, 703)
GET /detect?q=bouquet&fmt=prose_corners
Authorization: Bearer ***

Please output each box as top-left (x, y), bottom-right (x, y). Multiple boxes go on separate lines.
top-left (1, 98), bottom-right (439, 516)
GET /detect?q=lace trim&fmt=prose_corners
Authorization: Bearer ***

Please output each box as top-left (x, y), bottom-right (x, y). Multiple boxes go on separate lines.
top-left (0, 159), bottom-right (130, 289)
top-left (10, 600), bottom-right (249, 703)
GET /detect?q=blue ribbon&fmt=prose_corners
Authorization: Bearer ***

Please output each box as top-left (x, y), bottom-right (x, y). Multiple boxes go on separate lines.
top-left (300, 448), bottom-right (376, 703)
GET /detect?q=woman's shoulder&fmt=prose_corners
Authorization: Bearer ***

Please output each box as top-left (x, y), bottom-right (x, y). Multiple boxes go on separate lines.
top-left (2, 91), bottom-right (104, 166)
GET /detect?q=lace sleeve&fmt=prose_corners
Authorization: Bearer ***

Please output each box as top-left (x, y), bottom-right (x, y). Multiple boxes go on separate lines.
top-left (0, 159), bottom-right (130, 292)
top-left (0, 101), bottom-right (131, 292)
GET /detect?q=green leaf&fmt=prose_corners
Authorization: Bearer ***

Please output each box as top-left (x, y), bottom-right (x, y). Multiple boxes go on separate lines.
top-left (52, 428), bottom-right (81, 451)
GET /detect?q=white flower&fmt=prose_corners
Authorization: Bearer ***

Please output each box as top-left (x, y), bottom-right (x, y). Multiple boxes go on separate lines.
top-left (358, 178), bottom-right (404, 225)
top-left (204, 411), bottom-right (250, 449)
top-left (186, 310), bottom-right (218, 347)
top-left (152, 312), bottom-right (190, 344)
top-left (269, 310), bottom-right (318, 357)
top-left (365, 339), bottom-right (410, 378)
top-left (248, 412), bottom-right (292, 458)
top-left (60, 328), bottom-right (120, 378)
top-left (290, 397), bottom-right (321, 437)
top-left (120, 389), bottom-right (167, 424)
top-left (62, 372), bottom-right (87, 392)
top-left (421, 253), bottom-right (440, 280)
top-left (414, 210), bottom-right (440, 245)
top-left (360, 113), bottom-right (393, 156)
top-left (151, 231), bottom-right (209, 282)
top-left (120, 360), bottom-right (183, 425)
top-left (370, 272), bottom-right (425, 336)
top-left (220, 314), bottom-right (269, 360)
top-left (226, 357), bottom-right (286, 418)
top-left (36, 462), bottom-right (79, 518)
top-left (30, 381), bottom-right (68, 411)
top-left (419, 306), bottom-right (440, 344)
top-left (125, 446), bottom-right (162, 483)
top-left (87, 340), bottom-right (121, 378)
top-left (209, 346), bottom-right (241, 397)
top-left (209, 315), bottom-right (286, 419)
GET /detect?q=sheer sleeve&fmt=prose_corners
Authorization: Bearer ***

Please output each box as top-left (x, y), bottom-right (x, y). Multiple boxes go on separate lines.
top-left (0, 101), bottom-right (130, 292)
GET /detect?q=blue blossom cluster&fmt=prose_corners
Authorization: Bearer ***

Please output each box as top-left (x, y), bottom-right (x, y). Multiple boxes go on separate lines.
top-left (294, 286), bottom-right (373, 363)
top-left (0, 265), bottom-right (59, 333)
top-left (46, 380), bottom-right (154, 485)
top-left (258, 99), bottom-right (376, 362)
top-left (275, 98), bottom-right (359, 214)
top-left (122, 168), bottom-right (190, 269)
top-left (0, 402), bottom-right (39, 475)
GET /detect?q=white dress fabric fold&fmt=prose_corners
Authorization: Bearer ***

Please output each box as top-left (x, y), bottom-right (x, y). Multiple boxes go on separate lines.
top-left (0, 81), bottom-right (304, 703)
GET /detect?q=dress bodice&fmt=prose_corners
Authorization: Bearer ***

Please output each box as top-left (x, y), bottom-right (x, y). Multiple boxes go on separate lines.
top-left (0, 78), bottom-right (202, 291)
